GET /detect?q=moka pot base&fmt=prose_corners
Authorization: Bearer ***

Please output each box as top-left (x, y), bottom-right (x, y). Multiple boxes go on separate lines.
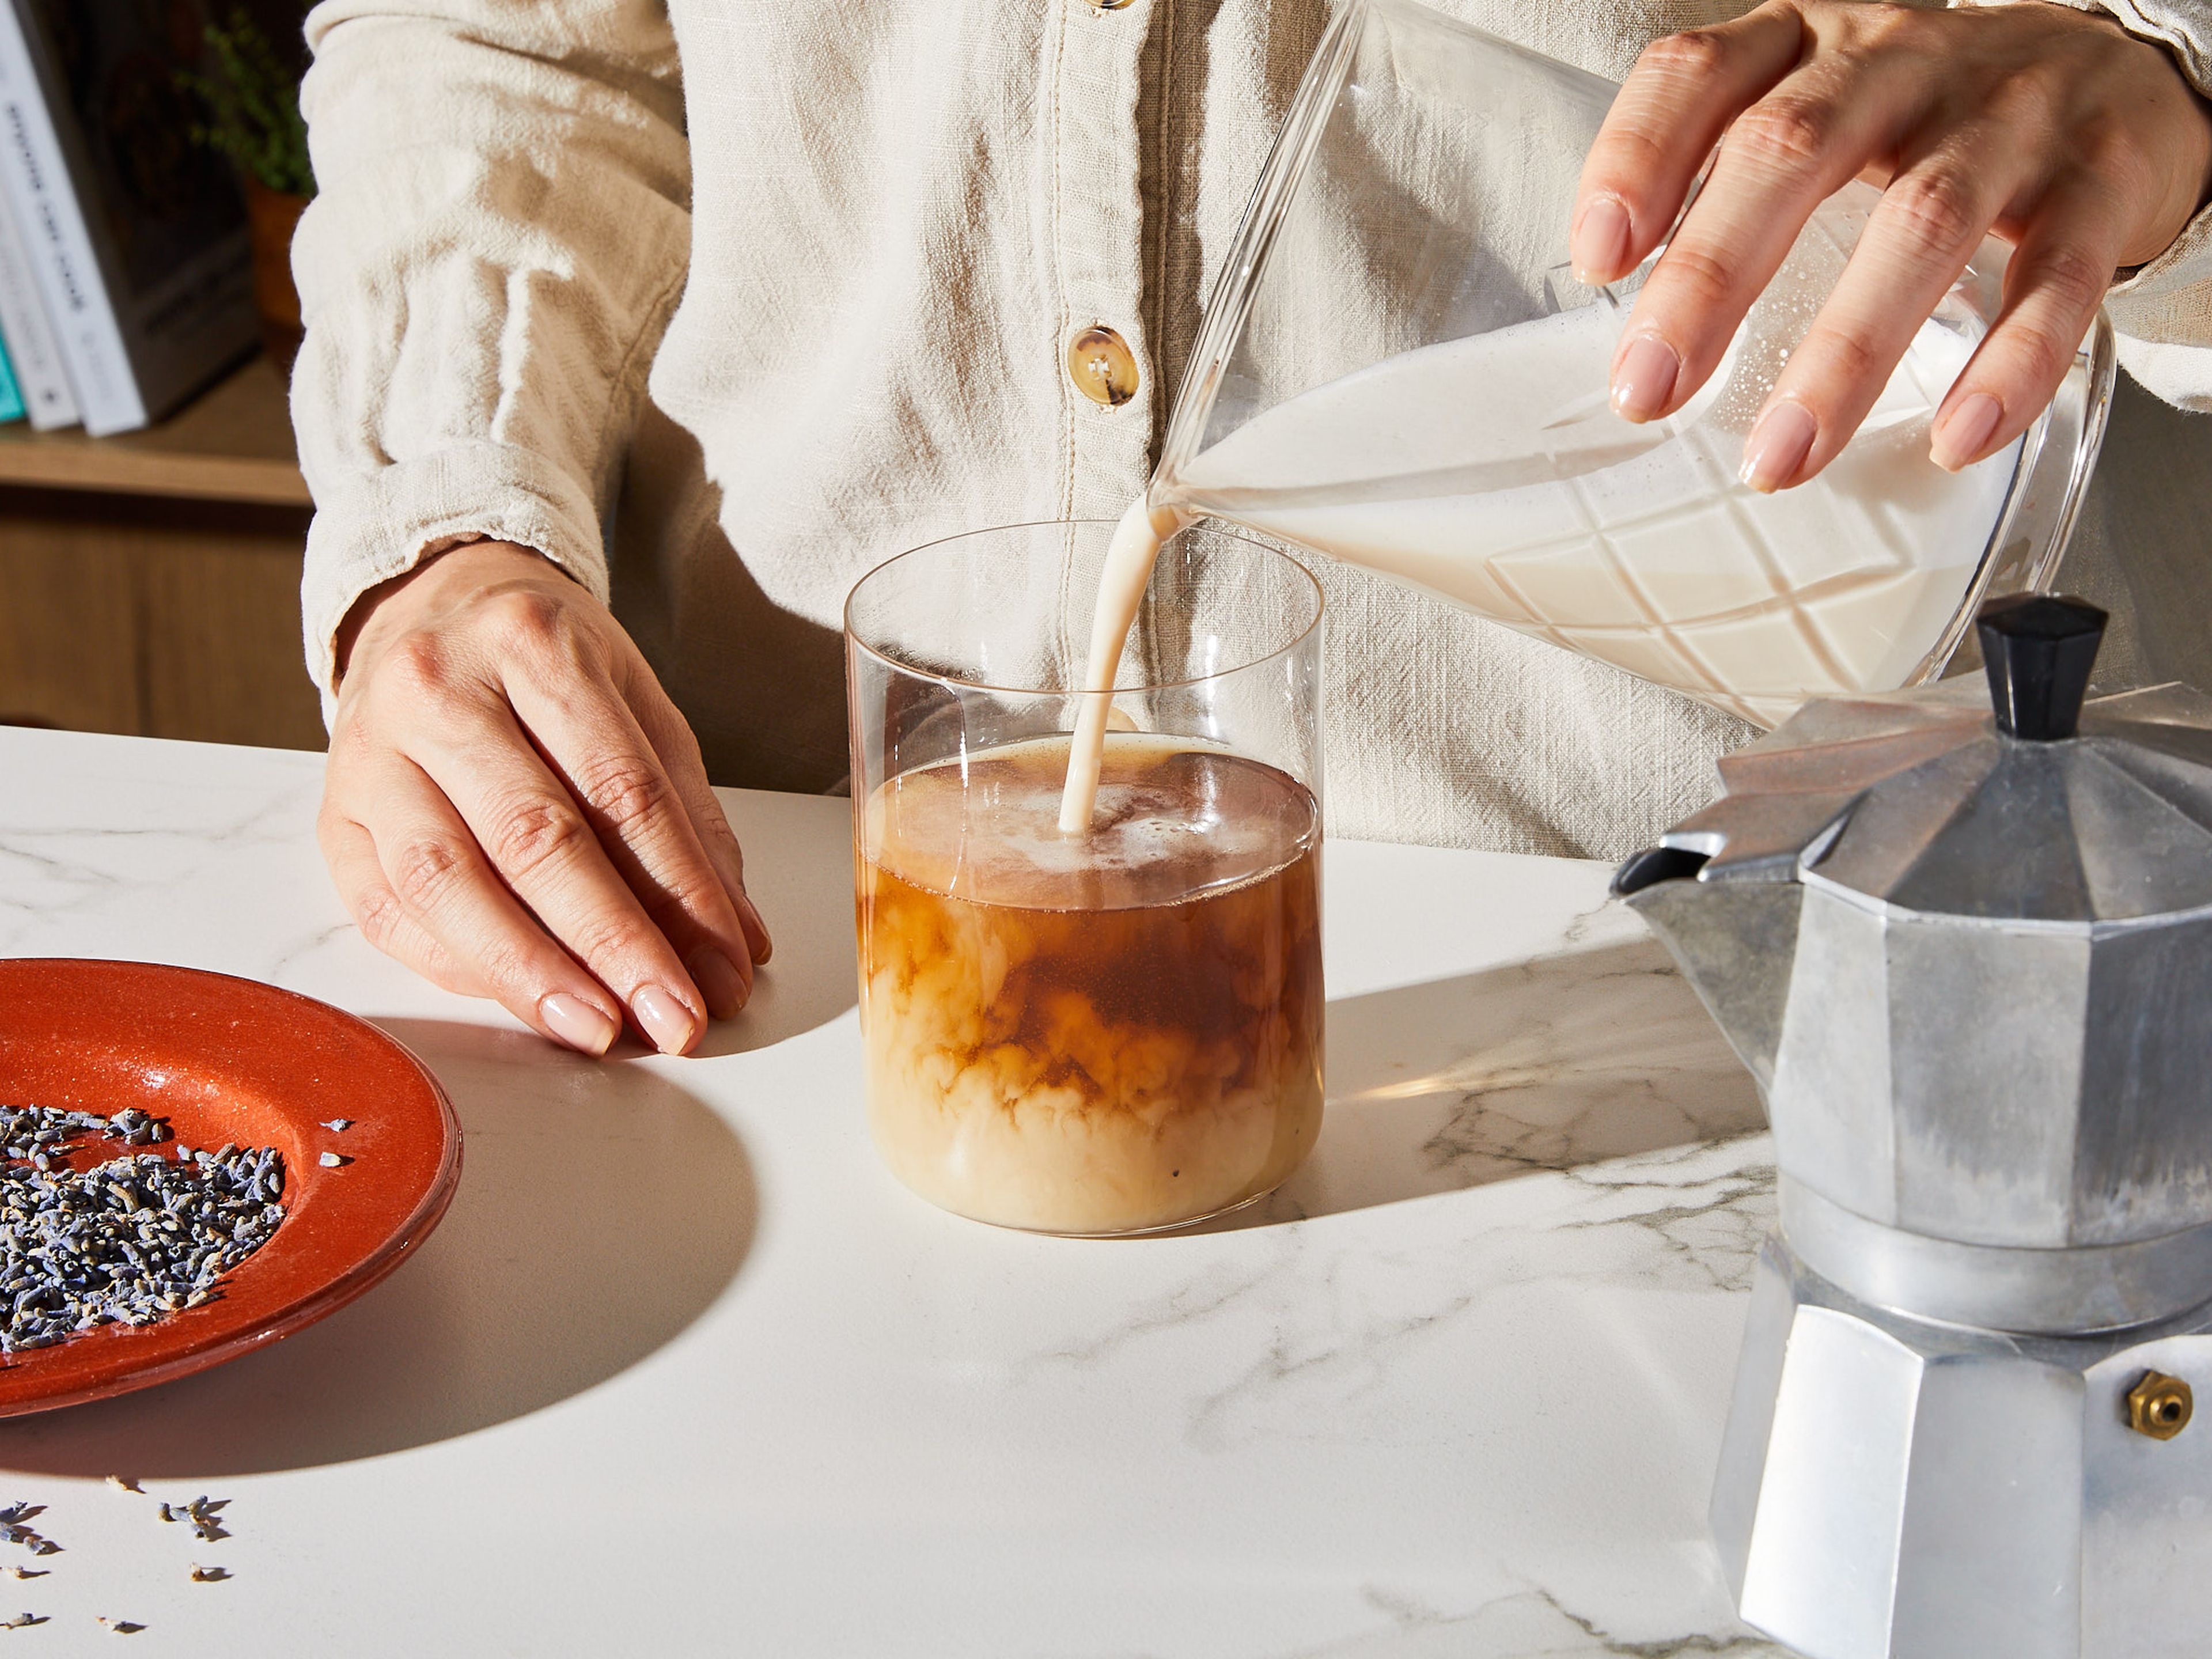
top-left (1714, 1235), bottom-right (2212, 1659)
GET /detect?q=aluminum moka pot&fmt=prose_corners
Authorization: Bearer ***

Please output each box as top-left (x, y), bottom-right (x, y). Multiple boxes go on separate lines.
top-left (1615, 595), bottom-right (2212, 1659)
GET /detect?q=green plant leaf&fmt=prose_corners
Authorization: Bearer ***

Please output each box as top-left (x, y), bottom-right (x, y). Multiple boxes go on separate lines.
top-left (177, 6), bottom-right (313, 198)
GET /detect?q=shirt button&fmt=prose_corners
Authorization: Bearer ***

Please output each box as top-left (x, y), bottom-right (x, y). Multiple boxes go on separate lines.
top-left (1067, 325), bottom-right (1139, 407)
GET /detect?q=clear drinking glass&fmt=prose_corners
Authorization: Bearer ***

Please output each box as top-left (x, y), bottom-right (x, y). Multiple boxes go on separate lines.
top-left (1156, 0), bottom-right (2114, 729)
top-left (844, 520), bottom-right (1325, 1236)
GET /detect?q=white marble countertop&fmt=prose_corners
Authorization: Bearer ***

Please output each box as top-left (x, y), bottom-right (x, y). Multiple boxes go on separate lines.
top-left (0, 726), bottom-right (1786, 1657)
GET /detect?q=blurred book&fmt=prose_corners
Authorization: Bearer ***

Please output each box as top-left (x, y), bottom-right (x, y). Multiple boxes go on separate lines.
top-left (0, 188), bottom-right (74, 429)
top-left (0, 0), bottom-right (255, 436)
top-left (0, 332), bottom-right (23, 424)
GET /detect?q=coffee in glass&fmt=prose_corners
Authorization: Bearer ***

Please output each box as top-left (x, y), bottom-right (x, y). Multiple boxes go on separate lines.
top-left (845, 521), bottom-right (1324, 1234)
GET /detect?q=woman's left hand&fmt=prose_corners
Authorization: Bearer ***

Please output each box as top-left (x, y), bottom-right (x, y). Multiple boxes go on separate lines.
top-left (1570, 1), bottom-right (2212, 490)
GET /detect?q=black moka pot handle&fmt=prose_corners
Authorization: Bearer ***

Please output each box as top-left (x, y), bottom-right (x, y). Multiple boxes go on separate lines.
top-left (1977, 594), bottom-right (2108, 742)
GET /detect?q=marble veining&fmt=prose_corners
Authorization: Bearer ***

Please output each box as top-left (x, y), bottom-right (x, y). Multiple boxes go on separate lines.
top-left (1036, 1137), bottom-right (1776, 1463)
top-left (0, 727), bottom-right (1784, 1658)
top-left (1293, 1581), bottom-right (1790, 1657)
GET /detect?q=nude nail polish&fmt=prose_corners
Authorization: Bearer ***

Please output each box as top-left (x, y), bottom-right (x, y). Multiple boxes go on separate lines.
top-left (738, 893), bottom-right (774, 963)
top-left (1739, 401), bottom-right (1818, 494)
top-left (1611, 334), bottom-right (1680, 422)
top-left (1573, 196), bottom-right (1632, 284)
top-left (540, 992), bottom-right (619, 1056)
top-left (687, 946), bottom-right (748, 1018)
top-left (632, 984), bottom-right (700, 1055)
top-left (1931, 392), bottom-right (2002, 472)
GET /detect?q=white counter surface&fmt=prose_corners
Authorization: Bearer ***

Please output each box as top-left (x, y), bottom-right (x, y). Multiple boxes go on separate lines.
top-left (0, 726), bottom-right (1785, 1657)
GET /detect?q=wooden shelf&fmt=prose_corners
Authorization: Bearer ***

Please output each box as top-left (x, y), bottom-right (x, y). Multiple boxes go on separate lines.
top-left (0, 355), bottom-right (323, 751)
top-left (0, 355), bottom-right (309, 507)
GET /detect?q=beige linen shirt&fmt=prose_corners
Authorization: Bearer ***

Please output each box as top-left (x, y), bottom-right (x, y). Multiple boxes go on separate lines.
top-left (293, 0), bottom-right (2212, 858)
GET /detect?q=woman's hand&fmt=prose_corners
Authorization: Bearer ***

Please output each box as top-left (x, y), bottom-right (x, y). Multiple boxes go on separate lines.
top-left (319, 541), bottom-right (773, 1056)
top-left (1571, 1), bottom-right (2212, 490)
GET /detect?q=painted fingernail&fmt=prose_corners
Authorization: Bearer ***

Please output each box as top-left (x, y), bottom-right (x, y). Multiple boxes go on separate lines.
top-left (540, 992), bottom-right (619, 1056)
top-left (1739, 400), bottom-right (1818, 494)
top-left (1611, 334), bottom-right (1680, 422)
top-left (632, 984), bottom-right (700, 1055)
top-left (1931, 392), bottom-right (2002, 472)
top-left (738, 893), bottom-right (774, 963)
top-left (1573, 196), bottom-right (1633, 284)
top-left (687, 946), bottom-right (749, 1019)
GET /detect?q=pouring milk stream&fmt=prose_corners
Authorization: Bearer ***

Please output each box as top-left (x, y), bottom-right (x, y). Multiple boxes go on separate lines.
top-left (1058, 301), bottom-right (2021, 832)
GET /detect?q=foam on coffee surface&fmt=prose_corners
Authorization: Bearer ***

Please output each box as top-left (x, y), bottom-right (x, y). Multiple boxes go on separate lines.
top-left (885, 733), bottom-right (1306, 911)
top-left (861, 734), bottom-right (1323, 1233)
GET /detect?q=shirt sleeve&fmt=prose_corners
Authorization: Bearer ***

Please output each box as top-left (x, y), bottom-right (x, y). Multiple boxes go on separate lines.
top-left (292, 0), bottom-right (691, 708)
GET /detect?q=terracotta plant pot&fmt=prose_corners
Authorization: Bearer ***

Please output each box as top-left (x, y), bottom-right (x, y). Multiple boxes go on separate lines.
top-left (242, 176), bottom-right (308, 375)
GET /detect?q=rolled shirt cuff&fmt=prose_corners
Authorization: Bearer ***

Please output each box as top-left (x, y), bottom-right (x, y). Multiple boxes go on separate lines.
top-left (2107, 194), bottom-right (2212, 346)
top-left (300, 441), bottom-right (609, 720)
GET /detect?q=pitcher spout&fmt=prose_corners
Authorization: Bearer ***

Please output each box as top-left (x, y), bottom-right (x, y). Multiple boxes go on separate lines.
top-left (1612, 848), bottom-right (1801, 1092)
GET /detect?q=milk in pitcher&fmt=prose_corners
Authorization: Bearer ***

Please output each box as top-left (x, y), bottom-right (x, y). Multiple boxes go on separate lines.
top-left (1171, 306), bottom-right (2020, 729)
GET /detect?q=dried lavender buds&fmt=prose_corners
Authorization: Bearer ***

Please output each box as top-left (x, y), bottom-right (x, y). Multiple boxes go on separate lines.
top-left (177, 1498), bottom-right (226, 1544)
top-left (0, 1107), bottom-right (285, 1355)
top-left (0, 1480), bottom-right (251, 1633)
top-left (0, 1505), bottom-right (57, 1558)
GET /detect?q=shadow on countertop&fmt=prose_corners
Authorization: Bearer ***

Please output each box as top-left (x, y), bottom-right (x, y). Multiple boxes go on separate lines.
top-left (0, 1017), bottom-right (756, 1478)
top-left (1212, 933), bottom-right (1767, 1229)
top-left (692, 785), bottom-right (859, 1058)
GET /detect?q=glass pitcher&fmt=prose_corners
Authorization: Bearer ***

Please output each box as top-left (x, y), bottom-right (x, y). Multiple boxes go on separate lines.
top-left (1154, 0), bottom-right (2115, 729)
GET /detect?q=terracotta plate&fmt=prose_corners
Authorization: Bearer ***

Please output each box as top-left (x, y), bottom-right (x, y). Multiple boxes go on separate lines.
top-left (0, 960), bottom-right (461, 1415)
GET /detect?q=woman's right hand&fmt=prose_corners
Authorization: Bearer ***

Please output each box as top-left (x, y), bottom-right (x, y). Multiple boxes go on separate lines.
top-left (317, 540), bottom-right (772, 1056)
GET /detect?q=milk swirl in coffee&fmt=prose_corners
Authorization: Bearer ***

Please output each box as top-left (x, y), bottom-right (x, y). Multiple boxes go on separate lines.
top-left (864, 734), bottom-right (1322, 1233)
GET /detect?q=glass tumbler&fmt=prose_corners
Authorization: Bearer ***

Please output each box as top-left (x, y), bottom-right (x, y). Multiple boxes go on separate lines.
top-left (845, 521), bottom-right (1325, 1236)
top-left (1155, 0), bottom-right (2114, 728)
